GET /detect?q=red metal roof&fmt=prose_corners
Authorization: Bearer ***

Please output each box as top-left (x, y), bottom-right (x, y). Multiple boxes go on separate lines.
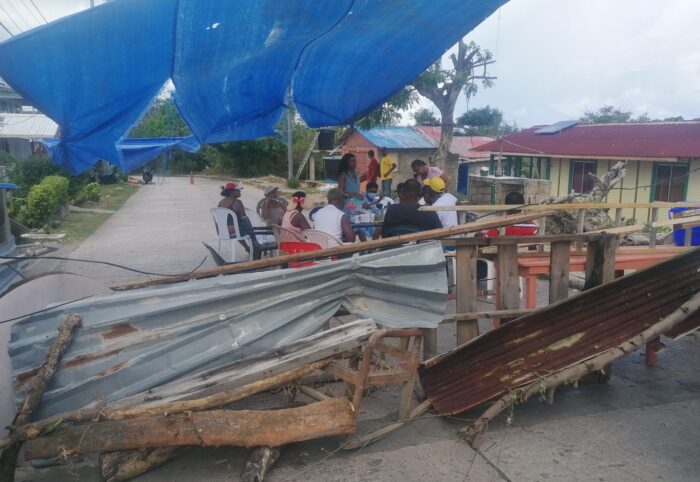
top-left (413, 126), bottom-right (494, 158)
top-left (473, 122), bottom-right (700, 159)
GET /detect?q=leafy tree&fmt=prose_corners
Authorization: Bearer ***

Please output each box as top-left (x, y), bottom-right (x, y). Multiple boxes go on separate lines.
top-left (412, 108), bottom-right (440, 126)
top-left (410, 40), bottom-right (495, 169)
top-left (580, 105), bottom-right (632, 124)
top-left (130, 99), bottom-right (190, 138)
top-left (456, 105), bottom-right (519, 136)
top-left (356, 87), bottom-right (418, 129)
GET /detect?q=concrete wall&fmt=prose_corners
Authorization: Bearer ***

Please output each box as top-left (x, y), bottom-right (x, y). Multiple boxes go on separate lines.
top-left (469, 176), bottom-right (551, 205)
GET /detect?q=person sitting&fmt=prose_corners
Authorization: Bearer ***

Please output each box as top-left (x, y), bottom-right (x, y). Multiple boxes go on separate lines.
top-left (422, 177), bottom-right (458, 228)
top-left (218, 182), bottom-right (248, 237)
top-left (362, 182), bottom-right (393, 212)
top-left (281, 191), bottom-right (312, 235)
top-left (259, 185), bottom-right (287, 226)
top-left (483, 191), bottom-right (538, 237)
top-left (313, 188), bottom-right (366, 246)
top-left (411, 159), bottom-right (450, 189)
top-left (376, 179), bottom-right (442, 238)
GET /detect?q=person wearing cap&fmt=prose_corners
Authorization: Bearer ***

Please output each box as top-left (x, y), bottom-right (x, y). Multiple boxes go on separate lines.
top-left (259, 185), bottom-right (287, 226)
top-left (423, 177), bottom-right (458, 228)
top-left (282, 191), bottom-right (312, 234)
top-left (376, 179), bottom-right (442, 238)
top-left (313, 188), bottom-right (365, 246)
top-left (218, 182), bottom-right (248, 237)
top-left (411, 159), bottom-right (450, 189)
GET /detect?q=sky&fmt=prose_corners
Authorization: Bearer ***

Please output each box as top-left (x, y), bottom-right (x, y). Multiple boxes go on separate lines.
top-left (1, 0), bottom-right (699, 128)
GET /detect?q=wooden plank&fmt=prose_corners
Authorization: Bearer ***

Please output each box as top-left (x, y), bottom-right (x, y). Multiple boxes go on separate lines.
top-left (549, 241), bottom-right (571, 303)
top-left (111, 211), bottom-right (552, 291)
top-left (614, 208), bottom-right (623, 227)
top-left (590, 214), bottom-right (700, 236)
top-left (446, 233), bottom-right (606, 246)
top-left (584, 235), bottom-right (617, 290)
top-left (456, 245), bottom-right (478, 345)
top-left (422, 201), bottom-right (700, 212)
top-left (497, 244), bottom-right (520, 319)
top-left (25, 399), bottom-right (356, 460)
top-left (446, 309), bottom-right (535, 321)
top-left (649, 208), bottom-right (659, 248)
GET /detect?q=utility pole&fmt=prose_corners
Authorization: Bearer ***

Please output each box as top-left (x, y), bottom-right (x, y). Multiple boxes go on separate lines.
top-left (90, 0), bottom-right (95, 7)
top-left (286, 93), bottom-right (293, 180)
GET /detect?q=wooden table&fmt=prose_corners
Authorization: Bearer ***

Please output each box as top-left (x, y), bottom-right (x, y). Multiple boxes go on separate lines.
top-left (517, 247), bottom-right (688, 309)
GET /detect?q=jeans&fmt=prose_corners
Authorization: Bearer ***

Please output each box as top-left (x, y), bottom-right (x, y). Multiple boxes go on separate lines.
top-left (381, 179), bottom-right (393, 197)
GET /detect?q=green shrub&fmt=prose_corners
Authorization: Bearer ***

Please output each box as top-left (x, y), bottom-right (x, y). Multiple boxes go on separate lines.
top-left (85, 182), bottom-right (101, 202)
top-left (22, 175), bottom-right (70, 228)
top-left (286, 178), bottom-right (301, 189)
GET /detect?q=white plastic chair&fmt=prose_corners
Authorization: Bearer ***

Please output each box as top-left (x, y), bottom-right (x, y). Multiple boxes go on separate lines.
top-left (246, 207), bottom-right (276, 246)
top-left (272, 225), bottom-right (304, 244)
top-left (301, 229), bottom-right (343, 249)
top-left (210, 207), bottom-right (252, 262)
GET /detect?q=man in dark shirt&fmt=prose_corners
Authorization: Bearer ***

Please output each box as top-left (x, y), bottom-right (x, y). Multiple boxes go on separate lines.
top-left (377, 179), bottom-right (442, 238)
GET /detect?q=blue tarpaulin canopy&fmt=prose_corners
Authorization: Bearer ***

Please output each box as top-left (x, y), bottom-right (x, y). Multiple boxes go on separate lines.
top-left (0, 0), bottom-right (506, 174)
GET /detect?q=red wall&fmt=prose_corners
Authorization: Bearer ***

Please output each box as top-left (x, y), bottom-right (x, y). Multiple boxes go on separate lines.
top-left (341, 131), bottom-right (379, 177)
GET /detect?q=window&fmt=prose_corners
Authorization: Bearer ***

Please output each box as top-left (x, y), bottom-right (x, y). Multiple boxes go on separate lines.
top-left (652, 163), bottom-right (688, 202)
top-left (570, 160), bottom-right (597, 194)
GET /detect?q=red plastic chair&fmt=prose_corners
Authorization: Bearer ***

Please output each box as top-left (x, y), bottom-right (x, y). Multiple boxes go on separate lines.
top-left (279, 241), bottom-right (322, 268)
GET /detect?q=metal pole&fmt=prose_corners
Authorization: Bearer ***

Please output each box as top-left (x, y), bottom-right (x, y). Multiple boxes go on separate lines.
top-left (287, 100), bottom-right (293, 180)
top-left (90, 0), bottom-right (95, 7)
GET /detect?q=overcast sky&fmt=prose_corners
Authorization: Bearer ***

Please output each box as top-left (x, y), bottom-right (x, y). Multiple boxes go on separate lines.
top-left (1, 0), bottom-right (698, 128)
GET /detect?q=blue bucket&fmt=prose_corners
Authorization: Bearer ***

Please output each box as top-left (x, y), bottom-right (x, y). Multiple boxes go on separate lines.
top-left (669, 206), bottom-right (700, 246)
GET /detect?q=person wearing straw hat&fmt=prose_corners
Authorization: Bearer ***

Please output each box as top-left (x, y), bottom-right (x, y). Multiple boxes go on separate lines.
top-left (281, 191), bottom-right (312, 234)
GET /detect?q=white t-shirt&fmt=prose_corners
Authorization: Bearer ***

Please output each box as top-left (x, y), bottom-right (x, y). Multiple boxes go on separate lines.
top-left (433, 192), bottom-right (458, 227)
top-left (312, 204), bottom-right (346, 246)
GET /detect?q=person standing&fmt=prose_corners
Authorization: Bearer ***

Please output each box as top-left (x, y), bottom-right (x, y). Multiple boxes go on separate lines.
top-left (380, 148), bottom-right (397, 197)
top-left (422, 177), bottom-right (458, 228)
top-left (337, 153), bottom-right (363, 199)
top-left (411, 159), bottom-right (450, 190)
top-left (365, 149), bottom-right (379, 185)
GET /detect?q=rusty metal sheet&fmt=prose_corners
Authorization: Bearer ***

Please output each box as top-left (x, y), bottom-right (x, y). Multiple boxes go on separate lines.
top-left (419, 247), bottom-right (700, 415)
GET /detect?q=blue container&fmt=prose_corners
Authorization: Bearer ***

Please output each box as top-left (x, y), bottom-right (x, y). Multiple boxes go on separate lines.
top-left (669, 206), bottom-right (700, 246)
top-left (457, 163), bottom-right (470, 195)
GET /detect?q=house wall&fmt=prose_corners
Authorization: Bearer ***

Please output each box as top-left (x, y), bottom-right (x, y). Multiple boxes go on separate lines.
top-left (0, 138), bottom-right (32, 161)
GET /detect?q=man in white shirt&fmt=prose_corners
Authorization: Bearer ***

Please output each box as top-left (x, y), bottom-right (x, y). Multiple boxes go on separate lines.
top-left (313, 188), bottom-right (363, 246)
top-left (423, 177), bottom-right (458, 227)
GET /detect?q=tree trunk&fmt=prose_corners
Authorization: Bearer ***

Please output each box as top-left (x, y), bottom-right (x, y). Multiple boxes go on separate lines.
top-left (433, 103), bottom-right (455, 171)
top-left (25, 399), bottom-right (357, 460)
top-left (100, 448), bottom-right (182, 482)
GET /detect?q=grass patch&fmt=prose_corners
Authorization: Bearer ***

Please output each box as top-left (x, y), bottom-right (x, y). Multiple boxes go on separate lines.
top-left (57, 183), bottom-right (139, 243)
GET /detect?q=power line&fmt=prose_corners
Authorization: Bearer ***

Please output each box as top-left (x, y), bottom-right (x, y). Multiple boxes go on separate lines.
top-left (0, 4), bottom-right (23, 32)
top-left (19, 0), bottom-right (42, 26)
top-left (0, 19), bottom-right (14, 36)
top-left (28, 0), bottom-right (47, 23)
top-left (5, 0), bottom-right (34, 30)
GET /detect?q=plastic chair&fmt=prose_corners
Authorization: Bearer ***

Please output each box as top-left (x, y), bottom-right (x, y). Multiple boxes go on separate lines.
top-left (210, 207), bottom-right (252, 262)
top-left (246, 207), bottom-right (276, 247)
top-left (279, 241), bottom-right (322, 268)
top-left (272, 225), bottom-right (304, 245)
top-left (302, 229), bottom-right (344, 249)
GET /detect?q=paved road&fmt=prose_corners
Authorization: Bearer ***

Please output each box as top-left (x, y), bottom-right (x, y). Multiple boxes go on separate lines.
top-left (42, 176), bottom-right (264, 284)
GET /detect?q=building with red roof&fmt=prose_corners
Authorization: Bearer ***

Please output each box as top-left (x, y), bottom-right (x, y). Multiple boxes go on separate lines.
top-left (473, 121), bottom-right (700, 221)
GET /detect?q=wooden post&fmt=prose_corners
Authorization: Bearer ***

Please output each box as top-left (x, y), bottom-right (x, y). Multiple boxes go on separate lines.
top-left (537, 216), bottom-right (547, 253)
top-left (615, 208), bottom-right (623, 227)
top-left (497, 243), bottom-right (520, 324)
top-left (549, 241), bottom-right (571, 304)
top-left (0, 314), bottom-right (82, 482)
top-left (584, 234), bottom-right (616, 290)
top-left (455, 245), bottom-right (478, 345)
top-left (576, 210), bottom-right (586, 250)
top-left (309, 155), bottom-right (316, 182)
top-left (649, 208), bottom-right (658, 247)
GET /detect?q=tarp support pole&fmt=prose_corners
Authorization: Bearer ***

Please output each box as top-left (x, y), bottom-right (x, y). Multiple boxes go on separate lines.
top-left (287, 91), bottom-right (293, 180)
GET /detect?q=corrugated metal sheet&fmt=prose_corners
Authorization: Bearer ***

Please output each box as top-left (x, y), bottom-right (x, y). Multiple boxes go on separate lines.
top-left (474, 122), bottom-right (700, 159)
top-left (358, 126), bottom-right (435, 150)
top-left (10, 242), bottom-right (446, 418)
top-left (0, 113), bottom-right (58, 139)
top-left (419, 247), bottom-right (700, 415)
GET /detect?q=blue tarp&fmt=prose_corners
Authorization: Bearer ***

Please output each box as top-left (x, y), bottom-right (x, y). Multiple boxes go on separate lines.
top-left (0, 0), bottom-right (506, 174)
top-left (42, 137), bottom-right (201, 173)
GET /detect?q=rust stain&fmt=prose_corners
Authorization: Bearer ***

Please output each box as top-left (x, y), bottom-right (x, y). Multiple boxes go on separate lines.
top-left (419, 247), bottom-right (700, 415)
top-left (95, 361), bottom-right (128, 377)
top-left (102, 323), bottom-right (138, 339)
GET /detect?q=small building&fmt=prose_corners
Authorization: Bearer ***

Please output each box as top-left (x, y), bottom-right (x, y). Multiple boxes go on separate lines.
top-left (474, 121), bottom-right (700, 221)
top-left (342, 126), bottom-right (494, 189)
top-left (0, 113), bottom-right (58, 161)
top-left (0, 78), bottom-right (24, 114)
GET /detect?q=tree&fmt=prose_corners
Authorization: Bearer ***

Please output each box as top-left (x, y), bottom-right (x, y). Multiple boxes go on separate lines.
top-left (412, 108), bottom-right (440, 126)
top-left (455, 105), bottom-right (519, 136)
top-left (410, 40), bottom-right (495, 169)
top-left (356, 87), bottom-right (418, 129)
top-left (580, 105), bottom-right (633, 124)
top-left (129, 99), bottom-right (190, 138)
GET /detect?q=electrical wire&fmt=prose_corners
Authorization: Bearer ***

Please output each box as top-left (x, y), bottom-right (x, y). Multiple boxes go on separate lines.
top-left (0, 4), bottom-right (23, 32)
top-left (6, 0), bottom-right (33, 29)
top-left (0, 254), bottom-right (208, 277)
top-left (0, 19), bottom-right (13, 36)
top-left (19, 0), bottom-right (42, 26)
top-left (0, 295), bottom-right (94, 325)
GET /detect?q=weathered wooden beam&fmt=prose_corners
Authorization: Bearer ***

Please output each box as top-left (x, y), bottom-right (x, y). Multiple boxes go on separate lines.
top-left (584, 234), bottom-right (617, 290)
top-left (455, 244), bottom-right (478, 345)
top-left (100, 448), bottom-right (183, 482)
top-left (111, 212), bottom-right (552, 291)
top-left (0, 314), bottom-right (81, 482)
top-left (423, 201), bottom-right (700, 211)
top-left (25, 399), bottom-right (357, 459)
top-left (241, 446), bottom-right (281, 482)
top-left (497, 243), bottom-right (520, 323)
top-left (549, 241), bottom-right (571, 303)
